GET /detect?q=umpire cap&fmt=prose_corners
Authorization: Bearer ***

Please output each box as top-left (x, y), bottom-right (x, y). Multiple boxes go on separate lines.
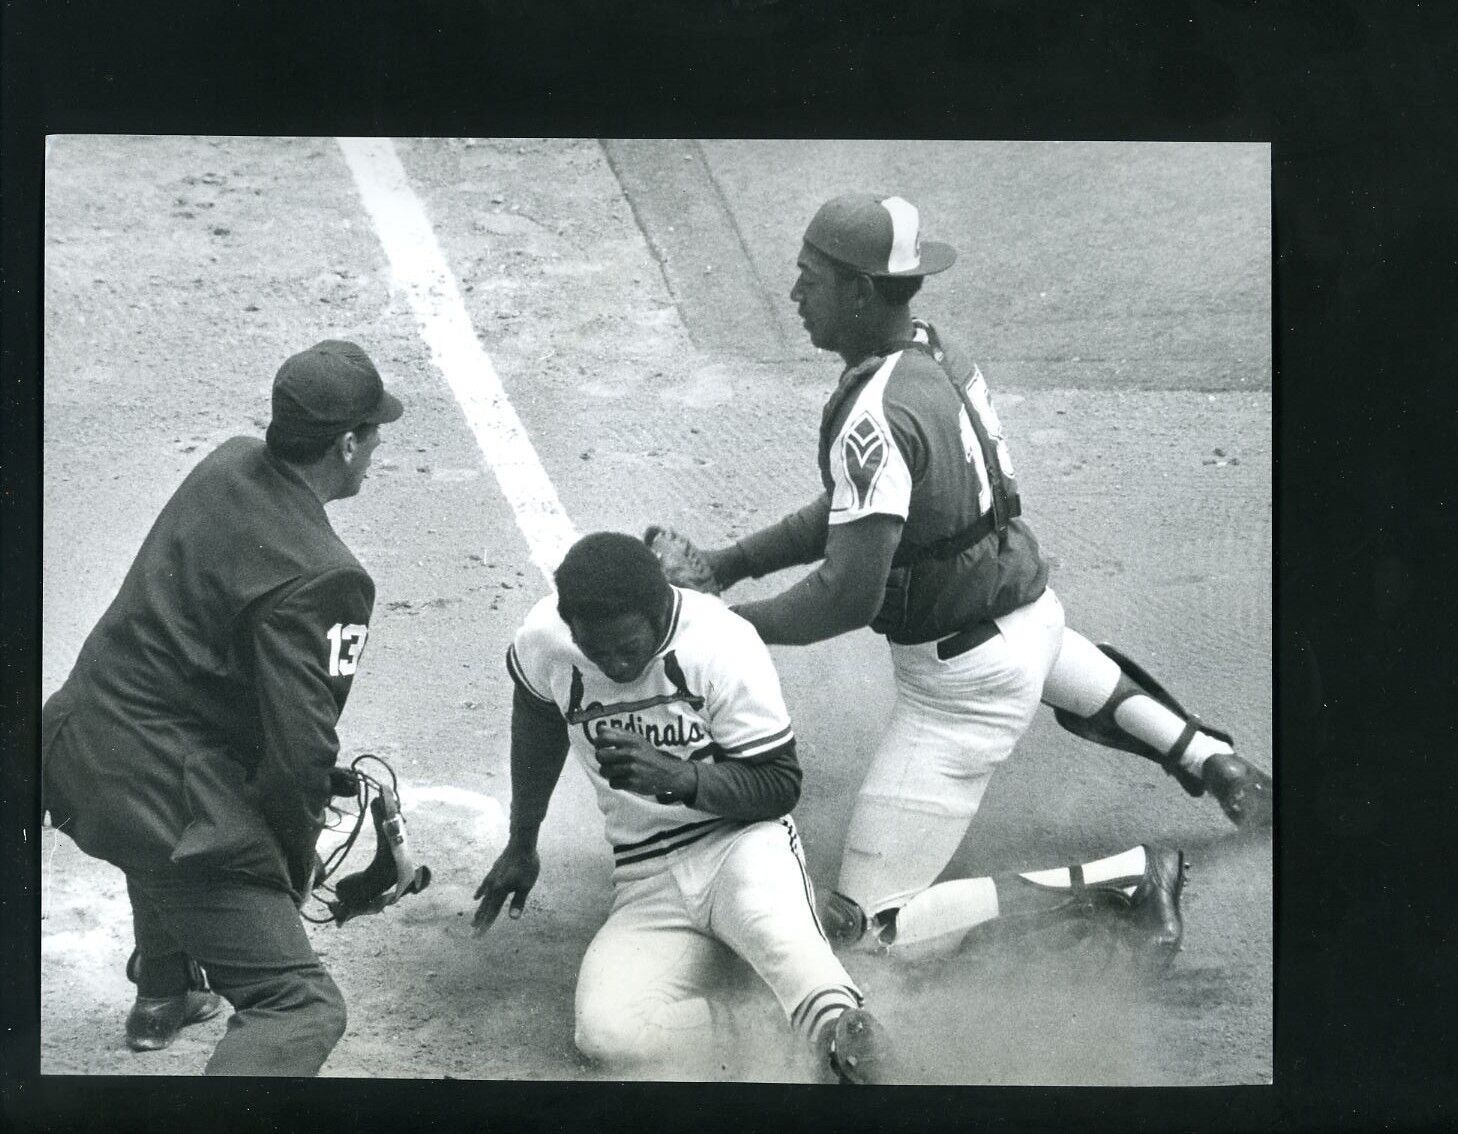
top-left (803, 194), bottom-right (957, 278)
top-left (269, 340), bottom-right (404, 443)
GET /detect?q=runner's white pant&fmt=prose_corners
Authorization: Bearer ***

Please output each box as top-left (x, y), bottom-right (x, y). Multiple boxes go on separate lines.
top-left (574, 817), bottom-right (859, 1069)
top-left (836, 588), bottom-right (1067, 917)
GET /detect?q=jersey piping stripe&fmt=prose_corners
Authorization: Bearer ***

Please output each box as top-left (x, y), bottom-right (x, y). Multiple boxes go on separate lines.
top-left (505, 644), bottom-right (554, 706)
top-left (611, 816), bottom-right (725, 855)
top-left (654, 589), bottom-right (684, 655)
top-left (613, 822), bottom-right (729, 866)
top-left (717, 726), bottom-right (794, 759)
top-left (782, 818), bottom-right (827, 942)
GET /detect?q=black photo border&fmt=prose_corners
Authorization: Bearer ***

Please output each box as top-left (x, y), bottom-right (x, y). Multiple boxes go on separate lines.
top-left (4, 1), bottom-right (1456, 1130)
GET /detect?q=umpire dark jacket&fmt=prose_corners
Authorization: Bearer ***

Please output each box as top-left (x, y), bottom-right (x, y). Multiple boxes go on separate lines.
top-left (42, 437), bottom-right (375, 898)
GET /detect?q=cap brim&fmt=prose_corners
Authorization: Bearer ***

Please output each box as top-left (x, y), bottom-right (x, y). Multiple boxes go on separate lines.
top-left (874, 240), bottom-right (957, 278)
top-left (362, 388), bottom-right (404, 425)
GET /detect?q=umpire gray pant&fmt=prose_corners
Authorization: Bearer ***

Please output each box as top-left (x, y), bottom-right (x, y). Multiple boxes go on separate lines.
top-left (126, 868), bottom-right (347, 1076)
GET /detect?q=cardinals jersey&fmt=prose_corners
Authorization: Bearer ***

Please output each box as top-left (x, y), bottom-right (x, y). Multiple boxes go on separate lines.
top-left (507, 587), bottom-right (795, 878)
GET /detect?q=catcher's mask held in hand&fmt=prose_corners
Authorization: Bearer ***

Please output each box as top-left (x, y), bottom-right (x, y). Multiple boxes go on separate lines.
top-left (306, 754), bottom-right (432, 926)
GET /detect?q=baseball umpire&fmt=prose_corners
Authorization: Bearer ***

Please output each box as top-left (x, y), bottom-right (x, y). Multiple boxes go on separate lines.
top-left (41, 340), bottom-right (402, 1075)
top-left (472, 532), bottom-right (890, 1083)
top-left (646, 193), bottom-right (1270, 956)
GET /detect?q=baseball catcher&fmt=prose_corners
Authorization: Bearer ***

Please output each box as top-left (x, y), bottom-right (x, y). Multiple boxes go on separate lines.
top-left (635, 191), bottom-right (1269, 965)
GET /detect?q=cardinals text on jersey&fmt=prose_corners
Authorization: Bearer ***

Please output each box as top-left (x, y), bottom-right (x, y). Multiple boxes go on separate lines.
top-left (507, 588), bottom-right (795, 877)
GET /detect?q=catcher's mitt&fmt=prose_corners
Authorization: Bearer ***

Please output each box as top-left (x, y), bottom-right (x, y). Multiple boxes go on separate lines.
top-left (644, 525), bottom-right (723, 595)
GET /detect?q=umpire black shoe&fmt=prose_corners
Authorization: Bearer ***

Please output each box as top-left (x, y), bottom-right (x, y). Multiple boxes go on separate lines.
top-left (1202, 752), bottom-right (1273, 829)
top-left (125, 990), bottom-right (223, 1052)
top-left (824, 1008), bottom-right (893, 1085)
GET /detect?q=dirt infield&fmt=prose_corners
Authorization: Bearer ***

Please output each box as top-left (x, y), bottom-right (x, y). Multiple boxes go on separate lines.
top-left (40, 136), bottom-right (1271, 1083)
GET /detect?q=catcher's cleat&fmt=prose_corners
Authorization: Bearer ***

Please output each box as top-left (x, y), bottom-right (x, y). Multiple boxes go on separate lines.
top-left (948, 850), bottom-right (1187, 970)
top-left (824, 1008), bottom-right (893, 1085)
top-left (1200, 752), bottom-right (1272, 829)
top-left (125, 989), bottom-right (224, 1052)
top-left (1091, 845), bottom-right (1187, 962)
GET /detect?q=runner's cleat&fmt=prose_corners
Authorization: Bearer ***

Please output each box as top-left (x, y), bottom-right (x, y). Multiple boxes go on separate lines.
top-left (826, 1008), bottom-right (893, 1085)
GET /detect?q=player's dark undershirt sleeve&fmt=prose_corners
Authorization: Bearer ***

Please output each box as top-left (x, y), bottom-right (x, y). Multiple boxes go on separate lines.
top-left (727, 495), bottom-right (831, 581)
top-left (685, 743), bottom-right (801, 821)
top-left (507, 677), bottom-right (570, 832)
top-left (732, 513), bottom-right (903, 645)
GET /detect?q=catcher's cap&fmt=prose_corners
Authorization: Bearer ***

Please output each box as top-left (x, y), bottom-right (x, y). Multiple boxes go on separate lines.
top-left (270, 340), bottom-right (404, 442)
top-left (803, 194), bottom-right (957, 278)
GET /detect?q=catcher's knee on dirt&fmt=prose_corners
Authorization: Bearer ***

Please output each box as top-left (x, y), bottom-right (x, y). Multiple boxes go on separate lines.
top-left (835, 792), bottom-right (986, 929)
top-left (825, 880), bottom-right (1004, 961)
top-left (820, 890), bottom-right (870, 947)
top-left (819, 890), bottom-right (902, 952)
top-left (236, 967), bottom-right (347, 1043)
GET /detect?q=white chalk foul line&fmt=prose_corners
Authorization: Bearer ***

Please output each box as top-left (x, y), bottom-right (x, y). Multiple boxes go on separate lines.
top-left (337, 137), bottom-right (579, 583)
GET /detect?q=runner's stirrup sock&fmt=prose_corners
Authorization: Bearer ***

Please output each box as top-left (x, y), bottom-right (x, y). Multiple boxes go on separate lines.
top-left (792, 984), bottom-right (861, 1051)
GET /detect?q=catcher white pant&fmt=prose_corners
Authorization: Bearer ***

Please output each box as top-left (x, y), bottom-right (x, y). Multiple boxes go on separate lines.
top-left (574, 818), bottom-right (860, 1069)
top-left (836, 587), bottom-right (1067, 917)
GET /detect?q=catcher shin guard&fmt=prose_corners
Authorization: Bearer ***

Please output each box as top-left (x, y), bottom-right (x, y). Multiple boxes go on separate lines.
top-left (1051, 643), bottom-right (1233, 796)
top-left (328, 784), bottom-right (432, 925)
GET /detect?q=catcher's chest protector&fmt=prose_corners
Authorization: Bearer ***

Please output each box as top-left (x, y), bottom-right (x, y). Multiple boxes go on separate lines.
top-left (817, 323), bottom-right (1022, 563)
